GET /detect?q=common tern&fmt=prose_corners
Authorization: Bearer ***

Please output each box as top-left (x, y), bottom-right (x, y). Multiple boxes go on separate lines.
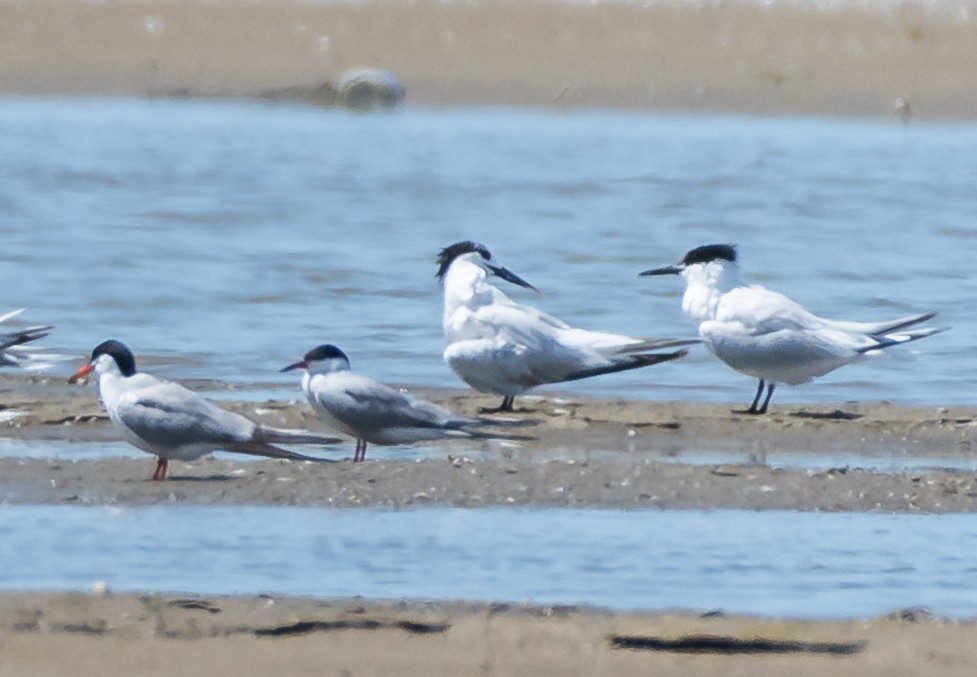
top-left (641, 244), bottom-right (943, 414)
top-left (438, 240), bottom-right (697, 412)
top-left (283, 344), bottom-right (520, 461)
top-left (68, 340), bottom-right (342, 480)
top-left (0, 308), bottom-right (53, 368)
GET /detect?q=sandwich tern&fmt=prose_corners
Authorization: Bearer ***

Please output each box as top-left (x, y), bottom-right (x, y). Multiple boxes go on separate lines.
top-left (69, 340), bottom-right (342, 480)
top-left (0, 308), bottom-right (53, 368)
top-left (438, 240), bottom-right (697, 412)
top-left (641, 244), bottom-right (943, 414)
top-left (283, 343), bottom-right (521, 461)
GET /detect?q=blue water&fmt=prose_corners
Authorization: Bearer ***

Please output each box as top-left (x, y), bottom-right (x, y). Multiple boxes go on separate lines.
top-left (1, 98), bottom-right (973, 407)
top-left (3, 98), bottom-right (976, 616)
top-left (3, 505), bottom-right (977, 618)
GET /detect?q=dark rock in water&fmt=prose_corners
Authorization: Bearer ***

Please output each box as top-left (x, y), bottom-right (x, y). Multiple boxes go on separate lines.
top-left (251, 69), bottom-right (404, 110)
top-left (337, 68), bottom-right (405, 110)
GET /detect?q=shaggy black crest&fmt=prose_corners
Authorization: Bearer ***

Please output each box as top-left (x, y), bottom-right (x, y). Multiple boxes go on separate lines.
top-left (91, 339), bottom-right (137, 377)
top-left (436, 241), bottom-right (492, 280)
top-left (304, 344), bottom-right (349, 363)
top-left (681, 244), bottom-right (737, 266)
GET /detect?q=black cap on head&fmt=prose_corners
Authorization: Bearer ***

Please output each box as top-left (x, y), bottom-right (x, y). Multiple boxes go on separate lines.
top-left (91, 339), bottom-right (137, 377)
top-left (436, 241), bottom-right (492, 280)
top-left (681, 244), bottom-right (737, 266)
top-left (304, 344), bottom-right (349, 363)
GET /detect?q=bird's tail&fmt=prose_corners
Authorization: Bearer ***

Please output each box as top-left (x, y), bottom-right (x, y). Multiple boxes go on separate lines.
top-left (833, 311), bottom-right (936, 337)
top-left (224, 440), bottom-right (338, 463)
top-left (0, 329), bottom-right (58, 368)
top-left (0, 325), bottom-right (51, 352)
top-left (615, 338), bottom-right (701, 355)
top-left (252, 426), bottom-right (345, 447)
top-left (0, 309), bottom-right (59, 369)
top-left (560, 349), bottom-right (689, 383)
top-left (856, 326), bottom-right (946, 354)
top-left (451, 427), bottom-right (537, 442)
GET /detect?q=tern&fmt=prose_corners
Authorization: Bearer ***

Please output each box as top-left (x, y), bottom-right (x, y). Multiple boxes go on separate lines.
top-left (68, 340), bottom-right (342, 480)
top-left (282, 344), bottom-right (520, 461)
top-left (0, 308), bottom-right (53, 368)
top-left (438, 240), bottom-right (697, 412)
top-left (641, 244), bottom-right (943, 414)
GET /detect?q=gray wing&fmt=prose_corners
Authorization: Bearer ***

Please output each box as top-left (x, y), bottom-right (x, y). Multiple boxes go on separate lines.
top-left (116, 382), bottom-right (254, 450)
top-left (317, 375), bottom-right (461, 432)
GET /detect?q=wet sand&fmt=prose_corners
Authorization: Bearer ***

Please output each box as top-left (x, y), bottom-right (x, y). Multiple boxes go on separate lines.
top-left (4, 373), bottom-right (977, 673)
top-left (3, 0), bottom-right (977, 118)
top-left (3, 592), bottom-right (977, 677)
top-left (2, 372), bottom-right (976, 511)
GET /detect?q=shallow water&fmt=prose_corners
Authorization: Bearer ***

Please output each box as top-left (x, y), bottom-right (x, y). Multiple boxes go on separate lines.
top-left (3, 438), bottom-right (976, 474)
top-left (2, 505), bottom-right (977, 618)
top-left (1, 98), bottom-right (973, 407)
top-left (3, 99), bottom-right (975, 614)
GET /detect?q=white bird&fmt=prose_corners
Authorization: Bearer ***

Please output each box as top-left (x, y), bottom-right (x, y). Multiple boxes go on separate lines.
top-left (438, 241), bottom-right (697, 412)
top-left (68, 340), bottom-right (342, 480)
top-left (282, 344), bottom-right (517, 461)
top-left (641, 244), bottom-right (943, 414)
top-left (0, 308), bottom-right (52, 368)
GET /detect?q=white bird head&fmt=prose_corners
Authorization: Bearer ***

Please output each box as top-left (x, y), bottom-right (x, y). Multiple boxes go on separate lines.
top-left (436, 240), bottom-right (538, 291)
top-left (640, 243), bottom-right (739, 289)
top-left (68, 339), bottom-right (137, 383)
top-left (281, 344), bottom-right (351, 375)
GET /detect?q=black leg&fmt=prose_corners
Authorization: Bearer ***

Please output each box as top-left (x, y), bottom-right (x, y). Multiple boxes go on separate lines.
top-left (757, 382), bottom-right (776, 414)
top-left (479, 395), bottom-right (515, 414)
top-left (747, 379), bottom-right (765, 414)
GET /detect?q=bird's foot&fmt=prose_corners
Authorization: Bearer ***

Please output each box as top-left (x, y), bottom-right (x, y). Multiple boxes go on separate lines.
top-left (478, 405), bottom-right (538, 415)
top-left (732, 407), bottom-right (769, 416)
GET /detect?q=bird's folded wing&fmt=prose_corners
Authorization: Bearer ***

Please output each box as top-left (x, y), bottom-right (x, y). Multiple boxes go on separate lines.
top-left (331, 384), bottom-right (453, 430)
top-left (472, 301), bottom-right (571, 338)
top-left (717, 286), bottom-right (823, 336)
top-left (117, 384), bottom-right (252, 448)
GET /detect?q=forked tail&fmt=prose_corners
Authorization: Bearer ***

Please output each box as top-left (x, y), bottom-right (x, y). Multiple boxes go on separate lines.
top-left (225, 440), bottom-right (338, 462)
top-left (615, 338), bottom-right (701, 355)
top-left (253, 426), bottom-right (345, 446)
top-left (856, 327), bottom-right (945, 354)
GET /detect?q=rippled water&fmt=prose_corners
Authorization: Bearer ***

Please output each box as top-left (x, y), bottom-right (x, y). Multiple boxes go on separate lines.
top-left (2, 98), bottom-right (975, 614)
top-left (1, 97), bottom-right (974, 407)
top-left (2, 505), bottom-right (977, 618)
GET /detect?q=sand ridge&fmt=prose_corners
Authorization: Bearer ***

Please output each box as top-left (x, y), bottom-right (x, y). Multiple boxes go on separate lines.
top-left (2, 372), bottom-right (976, 511)
top-left (2, 0), bottom-right (977, 117)
top-left (2, 592), bottom-right (977, 677)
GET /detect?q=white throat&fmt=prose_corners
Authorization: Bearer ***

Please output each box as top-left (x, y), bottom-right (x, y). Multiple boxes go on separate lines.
top-left (441, 257), bottom-right (506, 325)
top-left (90, 355), bottom-right (130, 409)
top-left (681, 260), bottom-right (741, 324)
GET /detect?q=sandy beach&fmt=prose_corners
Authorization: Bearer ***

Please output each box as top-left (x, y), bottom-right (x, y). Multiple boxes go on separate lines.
top-left (2, 0), bottom-right (977, 118)
top-left (2, 372), bottom-right (976, 511)
top-left (3, 591), bottom-right (977, 677)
